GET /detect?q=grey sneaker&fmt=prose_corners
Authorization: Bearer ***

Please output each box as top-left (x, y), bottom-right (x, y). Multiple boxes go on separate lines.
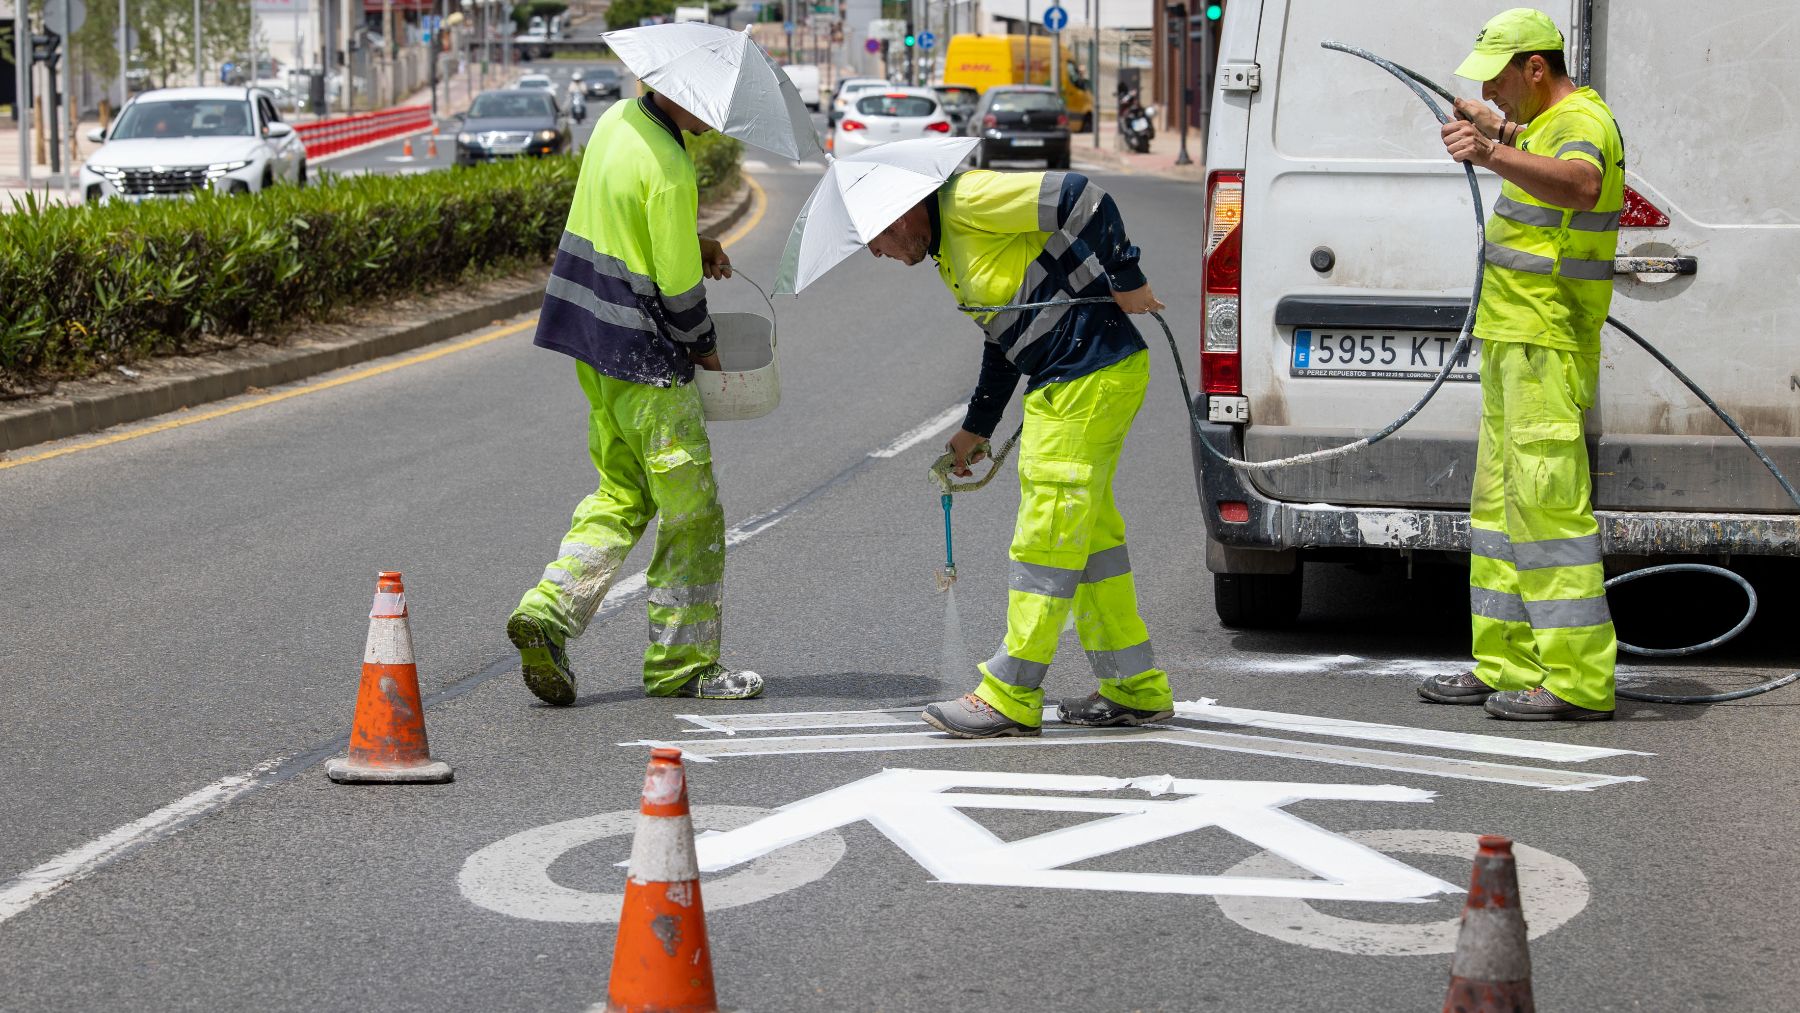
top-left (921, 694), bottom-right (1040, 739)
top-left (1057, 692), bottom-right (1173, 727)
top-left (508, 612), bottom-right (576, 706)
top-left (1485, 686), bottom-right (1613, 721)
top-left (675, 666), bottom-right (765, 700)
top-left (1417, 671), bottom-right (1496, 705)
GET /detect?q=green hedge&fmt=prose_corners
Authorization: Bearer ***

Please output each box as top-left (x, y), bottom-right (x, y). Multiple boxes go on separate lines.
top-left (689, 130), bottom-right (743, 205)
top-left (0, 157), bottom-right (580, 391)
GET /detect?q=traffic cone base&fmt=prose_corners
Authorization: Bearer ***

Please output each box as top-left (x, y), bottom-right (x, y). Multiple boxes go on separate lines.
top-left (402, 136), bottom-right (414, 157)
top-left (606, 747), bottom-right (717, 1013)
top-left (327, 572), bottom-right (454, 785)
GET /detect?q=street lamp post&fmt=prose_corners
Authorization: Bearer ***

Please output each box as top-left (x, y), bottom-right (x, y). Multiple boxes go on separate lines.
top-left (1165, 1), bottom-right (1191, 166)
top-left (194, 0), bottom-right (202, 85)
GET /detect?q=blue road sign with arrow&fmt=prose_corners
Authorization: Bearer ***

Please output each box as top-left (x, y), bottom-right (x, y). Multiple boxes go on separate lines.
top-left (1042, 5), bottom-right (1067, 31)
top-left (919, 31), bottom-right (935, 50)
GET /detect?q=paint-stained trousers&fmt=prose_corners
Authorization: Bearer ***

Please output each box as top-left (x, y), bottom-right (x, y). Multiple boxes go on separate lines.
top-left (1469, 339), bottom-right (1617, 711)
top-left (515, 362), bottom-right (725, 695)
top-left (974, 350), bottom-right (1174, 727)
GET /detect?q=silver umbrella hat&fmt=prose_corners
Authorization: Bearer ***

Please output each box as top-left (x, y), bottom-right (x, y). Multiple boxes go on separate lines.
top-left (774, 137), bottom-right (980, 295)
top-left (602, 21), bottom-right (823, 161)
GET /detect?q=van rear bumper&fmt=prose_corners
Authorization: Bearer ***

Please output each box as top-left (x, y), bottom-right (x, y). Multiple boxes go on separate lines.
top-left (1191, 421), bottom-right (1800, 561)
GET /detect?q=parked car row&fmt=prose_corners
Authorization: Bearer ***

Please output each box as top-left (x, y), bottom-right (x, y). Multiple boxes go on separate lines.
top-left (826, 80), bottom-right (1071, 170)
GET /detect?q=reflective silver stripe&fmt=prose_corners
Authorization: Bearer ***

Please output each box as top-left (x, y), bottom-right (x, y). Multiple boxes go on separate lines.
top-left (1484, 241), bottom-right (1554, 275)
top-left (559, 232), bottom-right (659, 296)
top-left (1043, 229), bottom-right (1074, 260)
top-left (1469, 528), bottom-right (1514, 564)
top-left (1062, 180), bottom-right (1103, 235)
top-left (1036, 171), bottom-right (1067, 232)
top-left (648, 581), bottom-right (723, 607)
top-left (1512, 534), bottom-right (1602, 571)
top-left (1569, 209), bottom-right (1621, 232)
top-left (649, 617), bottom-right (721, 646)
top-left (1493, 195), bottom-right (1564, 228)
top-left (559, 541), bottom-right (613, 568)
top-left (1556, 140), bottom-right (1603, 162)
top-left (1005, 301), bottom-right (1073, 362)
top-left (984, 649), bottom-right (1049, 687)
top-left (1470, 586), bottom-right (1529, 623)
top-left (666, 314), bottom-right (714, 342)
top-left (1010, 559), bottom-right (1081, 599)
top-left (1067, 254), bottom-right (1106, 293)
top-left (1523, 595), bottom-right (1612, 629)
top-left (662, 279), bottom-right (707, 314)
top-left (1559, 256), bottom-right (1614, 281)
top-left (1082, 544), bottom-right (1132, 583)
top-left (1088, 640), bottom-right (1155, 681)
top-left (541, 565), bottom-right (572, 589)
top-left (544, 275), bottom-right (660, 332)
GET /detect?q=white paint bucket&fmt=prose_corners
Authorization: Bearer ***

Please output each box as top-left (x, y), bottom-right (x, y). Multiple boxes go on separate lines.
top-left (696, 276), bottom-right (779, 422)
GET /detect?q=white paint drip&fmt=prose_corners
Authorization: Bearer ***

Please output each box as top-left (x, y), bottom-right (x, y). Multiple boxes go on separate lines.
top-left (0, 758), bottom-right (285, 925)
top-left (868, 404), bottom-right (966, 458)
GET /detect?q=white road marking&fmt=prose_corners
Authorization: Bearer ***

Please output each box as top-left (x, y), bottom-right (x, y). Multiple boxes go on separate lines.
top-left (688, 768), bottom-right (1460, 902)
top-left (1214, 829), bottom-right (1591, 954)
top-left (458, 804), bottom-right (845, 923)
top-left (0, 758), bottom-right (285, 925)
top-left (674, 702), bottom-right (1648, 763)
top-left (868, 404), bottom-right (965, 458)
top-left (626, 724), bottom-right (1643, 791)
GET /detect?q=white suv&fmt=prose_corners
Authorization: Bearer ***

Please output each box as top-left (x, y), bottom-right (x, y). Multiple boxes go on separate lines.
top-left (80, 87), bottom-right (308, 202)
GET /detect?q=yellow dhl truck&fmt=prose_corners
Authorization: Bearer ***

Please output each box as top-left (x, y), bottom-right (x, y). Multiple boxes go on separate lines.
top-left (942, 34), bottom-right (1094, 130)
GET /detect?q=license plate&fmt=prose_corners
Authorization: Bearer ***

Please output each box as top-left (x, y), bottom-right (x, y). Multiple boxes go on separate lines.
top-left (1291, 329), bottom-right (1481, 381)
top-left (1131, 117), bottom-right (1149, 131)
top-left (1012, 138), bottom-right (1044, 147)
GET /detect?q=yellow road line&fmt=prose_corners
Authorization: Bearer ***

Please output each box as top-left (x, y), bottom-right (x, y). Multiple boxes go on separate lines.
top-left (1, 173), bottom-right (770, 472)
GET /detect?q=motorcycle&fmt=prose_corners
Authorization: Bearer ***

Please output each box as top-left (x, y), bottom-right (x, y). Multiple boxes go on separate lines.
top-left (1117, 86), bottom-right (1156, 154)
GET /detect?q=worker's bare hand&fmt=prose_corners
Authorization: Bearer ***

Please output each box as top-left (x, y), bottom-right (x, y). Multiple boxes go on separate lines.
top-left (692, 350), bottom-right (723, 371)
top-left (1441, 119), bottom-right (1497, 167)
top-left (947, 429), bottom-right (989, 477)
top-left (1452, 97), bottom-right (1502, 139)
top-left (698, 236), bottom-right (733, 280)
top-left (1113, 284), bottom-right (1165, 314)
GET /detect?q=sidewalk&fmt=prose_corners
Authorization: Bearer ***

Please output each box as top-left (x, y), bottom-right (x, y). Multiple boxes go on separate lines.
top-left (1068, 114), bottom-right (1207, 182)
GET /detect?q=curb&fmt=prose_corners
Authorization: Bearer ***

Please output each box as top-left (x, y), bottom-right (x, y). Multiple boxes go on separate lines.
top-left (0, 178), bottom-right (758, 456)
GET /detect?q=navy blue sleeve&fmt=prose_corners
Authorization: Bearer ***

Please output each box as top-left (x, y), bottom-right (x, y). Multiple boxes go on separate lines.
top-left (962, 341), bottom-right (1022, 438)
top-left (1056, 173), bottom-right (1147, 292)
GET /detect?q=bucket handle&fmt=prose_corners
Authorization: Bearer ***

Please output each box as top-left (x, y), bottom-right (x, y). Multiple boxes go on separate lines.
top-left (728, 272), bottom-right (777, 348)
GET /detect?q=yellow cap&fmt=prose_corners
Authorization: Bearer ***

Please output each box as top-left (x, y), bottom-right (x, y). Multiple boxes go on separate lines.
top-left (1454, 8), bottom-right (1566, 81)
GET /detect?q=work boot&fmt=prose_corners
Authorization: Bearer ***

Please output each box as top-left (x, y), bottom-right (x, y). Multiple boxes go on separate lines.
top-left (1057, 692), bottom-right (1173, 727)
top-left (508, 612), bottom-right (576, 707)
top-left (1484, 686), bottom-right (1613, 721)
top-left (1417, 671), bottom-right (1496, 705)
top-left (921, 694), bottom-right (1040, 739)
top-left (674, 666), bottom-right (765, 700)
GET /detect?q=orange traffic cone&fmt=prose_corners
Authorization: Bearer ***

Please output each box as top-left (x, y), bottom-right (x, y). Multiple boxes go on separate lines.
top-left (427, 135), bottom-right (438, 158)
top-left (1443, 835), bottom-right (1534, 1013)
top-left (605, 747), bottom-right (717, 1013)
top-left (402, 136), bottom-right (415, 157)
top-left (325, 571), bottom-right (453, 784)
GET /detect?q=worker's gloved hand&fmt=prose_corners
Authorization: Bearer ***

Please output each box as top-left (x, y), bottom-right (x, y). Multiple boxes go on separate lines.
top-left (1452, 97), bottom-right (1502, 139)
top-left (1441, 119), bottom-right (1497, 167)
top-left (698, 236), bottom-right (733, 280)
top-left (692, 350), bottom-right (723, 372)
top-left (946, 429), bottom-right (990, 477)
top-left (1113, 284), bottom-right (1166, 314)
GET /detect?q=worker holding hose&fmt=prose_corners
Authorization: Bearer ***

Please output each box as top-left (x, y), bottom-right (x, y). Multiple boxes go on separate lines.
top-left (1417, 8), bottom-right (1624, 721)
top-left (865, 170), bottom-right (1174, 738)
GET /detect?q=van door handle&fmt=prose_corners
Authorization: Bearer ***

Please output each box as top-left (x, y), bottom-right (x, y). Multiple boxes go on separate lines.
top-left (1615, 255), bottom-right (1697, 276)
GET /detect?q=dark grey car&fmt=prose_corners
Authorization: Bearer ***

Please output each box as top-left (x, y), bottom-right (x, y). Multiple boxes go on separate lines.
top-left (454, 90), bottom-right (572, 166)
top-left (967, 85), bottom-right (1070, 169)
top-left (584, 67), bottom-right (623, 99)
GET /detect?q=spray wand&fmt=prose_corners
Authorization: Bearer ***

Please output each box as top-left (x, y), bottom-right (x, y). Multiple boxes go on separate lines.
top-left (927, 428), bottom-right (1022, 591)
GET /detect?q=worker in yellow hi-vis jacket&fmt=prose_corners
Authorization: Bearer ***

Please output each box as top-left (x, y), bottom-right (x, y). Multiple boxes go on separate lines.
top-left (1417, 8), bottom-right (1623, 721)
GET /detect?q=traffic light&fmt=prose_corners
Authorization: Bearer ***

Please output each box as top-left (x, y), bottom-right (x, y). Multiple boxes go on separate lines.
top-left (31, 31), bottom-right (61, 68)
top-left (903, 32), bottom-right (915, 47)
top-left (1205, 2), bottom-right (1222, 19)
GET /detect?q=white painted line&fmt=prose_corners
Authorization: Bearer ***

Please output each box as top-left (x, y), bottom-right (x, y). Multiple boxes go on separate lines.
top-left (0, 758), bottom-right (284, 925)
top-left (868, 404), bottom-right (965, 458)
top-left (1215, 829), bottom-right (1591, 955)
top-left (1173, 701), bottom-right (1650, 763)
top-left (623, 725), bottom-right (1643, 791)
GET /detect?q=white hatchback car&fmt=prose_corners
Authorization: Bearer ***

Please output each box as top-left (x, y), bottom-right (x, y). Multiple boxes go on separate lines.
top-left (831, 87), bottom-right (953, 156)
top-left (80, 87), bottom-right (307, 202)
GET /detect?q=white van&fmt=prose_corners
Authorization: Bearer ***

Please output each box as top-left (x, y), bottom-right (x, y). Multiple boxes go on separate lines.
top-left (782, 64), bottom-right (822, 111)
top-left (1193, 1), bottom-right (1800, 628)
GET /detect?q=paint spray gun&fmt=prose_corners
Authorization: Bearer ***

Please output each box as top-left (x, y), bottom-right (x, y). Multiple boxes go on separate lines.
top-left (927, 427), bottom-right (1021, 591)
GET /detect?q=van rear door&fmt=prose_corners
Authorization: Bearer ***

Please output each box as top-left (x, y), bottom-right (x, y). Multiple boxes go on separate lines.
top-left (1592, 3), bottom-right (1800, 515)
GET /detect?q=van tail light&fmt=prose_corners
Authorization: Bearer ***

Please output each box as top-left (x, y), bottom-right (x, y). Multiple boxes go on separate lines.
top-left (926, 120), bottom-right (951, 133)
top-left (841, 119), bottom-right (867, 131)
top-left (1620, 185), bottom-right (1670, 228)
top-left (983, 113), bottom-right (998, 129)
top-left (1201, 170), bottom-right (1245, 397)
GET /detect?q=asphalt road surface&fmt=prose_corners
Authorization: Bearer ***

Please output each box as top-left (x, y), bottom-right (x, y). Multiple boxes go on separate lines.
top-left (2, 160), bottom-right (1797, 1012)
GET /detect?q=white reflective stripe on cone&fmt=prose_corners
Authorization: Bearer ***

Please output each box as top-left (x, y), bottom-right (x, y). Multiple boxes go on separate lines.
top-left (363, 616), bottom-right (416, 665)
top-left (627, 814), bottom-right (701, 884)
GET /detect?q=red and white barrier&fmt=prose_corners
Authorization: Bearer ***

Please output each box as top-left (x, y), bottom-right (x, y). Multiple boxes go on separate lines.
top-left (296, 105), bottom-right (435, 158)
